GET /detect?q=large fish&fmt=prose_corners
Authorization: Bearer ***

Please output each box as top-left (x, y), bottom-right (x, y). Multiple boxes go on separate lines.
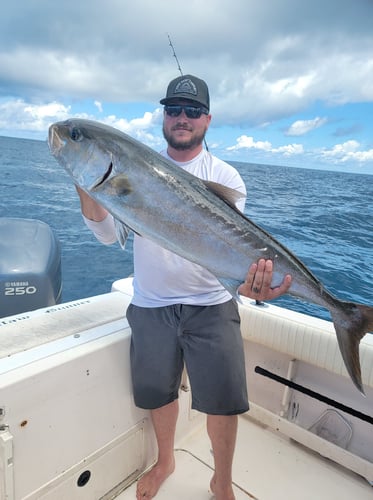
top-left (48, 118), bottom-right (373, 395)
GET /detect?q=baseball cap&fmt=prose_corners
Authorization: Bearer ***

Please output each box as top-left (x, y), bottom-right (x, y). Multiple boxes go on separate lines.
top-left (160, 74), bottom-right (210, 110)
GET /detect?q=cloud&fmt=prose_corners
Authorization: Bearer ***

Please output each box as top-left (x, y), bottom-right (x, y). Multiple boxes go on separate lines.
top-left (333, 123), bottom-right (363, 137)
top-left (273, 143), bottom-right (304, 155)
top-left (227, 135), bottom-right (304, 156)
top-left (0, 1), bottom-right (372, 172)
top-left (0, 1), bottom-right (373, 126)
top-left (94, 101), bottom-right (103, 113)
top-left (285, 117), bottom-right (327, 136)
top-left (0, 98), bottom-right (164, 149)
top-left (321, 140), bottom-right (373, 163)
top-left (227, 136), bottom-right (272, 152)
top-left (0, 99), bottom-right (70, 132)
top-left (228, 135), bottom-right (373, 165)
top-left (102, 108), bottom-right (164, 147)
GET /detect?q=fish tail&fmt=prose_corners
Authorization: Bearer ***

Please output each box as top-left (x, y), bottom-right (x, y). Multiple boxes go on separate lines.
top-left (331, 301), bottom-right (373, 396)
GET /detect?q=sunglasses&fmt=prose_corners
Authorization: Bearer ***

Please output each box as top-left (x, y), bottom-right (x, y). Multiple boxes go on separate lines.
top-left (164, 104), bottom-right (209, 119)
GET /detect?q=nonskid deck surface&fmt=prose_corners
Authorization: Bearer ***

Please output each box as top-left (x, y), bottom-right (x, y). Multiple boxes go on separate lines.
top-left (117, 447), bottom-right (251, 500)
top-left (117, 414), bottom-right (372, 500)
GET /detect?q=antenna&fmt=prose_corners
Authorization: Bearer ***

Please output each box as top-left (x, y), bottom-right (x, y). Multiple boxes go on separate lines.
top-left (166, 34), bottom-right (209, 151)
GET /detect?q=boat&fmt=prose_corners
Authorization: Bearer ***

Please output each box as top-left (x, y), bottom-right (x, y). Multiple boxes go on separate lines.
top-left (0, 220), bottom-right (372, 499)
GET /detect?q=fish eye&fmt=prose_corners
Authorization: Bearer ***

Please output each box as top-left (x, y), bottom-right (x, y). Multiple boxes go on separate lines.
top-left (71, 127), bottom-right (83, 142)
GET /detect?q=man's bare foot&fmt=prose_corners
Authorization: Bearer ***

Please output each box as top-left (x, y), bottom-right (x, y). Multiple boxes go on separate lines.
top-left (136, 459), bottom-right (175, 499)
top-left (210, 474), bottom-right (235, 500)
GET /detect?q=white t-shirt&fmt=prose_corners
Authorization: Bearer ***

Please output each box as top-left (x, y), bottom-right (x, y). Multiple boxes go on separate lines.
top-left (84, 149), bottom-right (247, 307)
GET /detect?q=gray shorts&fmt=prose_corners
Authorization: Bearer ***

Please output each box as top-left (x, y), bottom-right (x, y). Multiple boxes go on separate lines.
top-left (126, 300), bottom-right (249, 415)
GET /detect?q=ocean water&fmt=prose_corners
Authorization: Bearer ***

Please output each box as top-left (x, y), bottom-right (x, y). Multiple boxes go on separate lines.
top-left (1, 135), bottom-right (372, 323)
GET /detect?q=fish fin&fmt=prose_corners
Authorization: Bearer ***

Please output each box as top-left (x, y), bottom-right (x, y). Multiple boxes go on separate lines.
top-left (114, 219), bottom-right (133, 249)
top-left (330, 301), bottom-right (373, 396)
top-left (218, 278), bottom-right (243, 303)
top-left (203, 181), bottom-right (245, 208)
top-left (108, 174), bottom-right (132, 196)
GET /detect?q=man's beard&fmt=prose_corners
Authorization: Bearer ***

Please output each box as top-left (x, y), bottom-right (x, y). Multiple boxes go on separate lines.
top-left (163, 125), bottom-right (207, 151)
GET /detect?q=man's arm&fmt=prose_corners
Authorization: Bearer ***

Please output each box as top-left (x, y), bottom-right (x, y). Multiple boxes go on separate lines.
top-left (75, 186), bottom-right (118, 245)
top-left (75, 186), bottom-right (108, 221)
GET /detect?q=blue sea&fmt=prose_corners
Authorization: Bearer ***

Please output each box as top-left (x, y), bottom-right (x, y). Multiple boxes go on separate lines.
top-left (1, 135), bottom-right (372, 322)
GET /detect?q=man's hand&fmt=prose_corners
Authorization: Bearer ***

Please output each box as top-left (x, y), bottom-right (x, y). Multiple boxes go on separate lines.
top-left (238, 259), bottom-right (292, 301)
top-left (75, 185), bottom-right (108, 221)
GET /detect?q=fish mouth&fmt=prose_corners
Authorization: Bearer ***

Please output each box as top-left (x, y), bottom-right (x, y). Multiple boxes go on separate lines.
top-left (91, 161), bottom-right (113, 190)
top-left (48, 125), bottom-right (63, 154)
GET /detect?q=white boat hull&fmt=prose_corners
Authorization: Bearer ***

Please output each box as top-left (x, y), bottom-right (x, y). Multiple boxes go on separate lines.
top-left (0, 278), bottom-right (372, 499)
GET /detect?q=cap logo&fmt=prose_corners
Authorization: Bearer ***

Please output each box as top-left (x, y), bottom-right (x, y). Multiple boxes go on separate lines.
top-left (174, 78), bottom-right (197, 96)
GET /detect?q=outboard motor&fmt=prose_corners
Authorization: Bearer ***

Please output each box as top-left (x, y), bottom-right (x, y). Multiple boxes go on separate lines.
top-left (0, 218), bottom-right (62, 318)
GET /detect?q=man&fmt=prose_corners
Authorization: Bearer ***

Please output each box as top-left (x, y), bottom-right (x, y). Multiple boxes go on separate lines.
top-left (76, 75), bottom-right (291, 500)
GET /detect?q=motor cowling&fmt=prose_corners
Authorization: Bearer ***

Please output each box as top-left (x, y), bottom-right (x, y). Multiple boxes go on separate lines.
top-left (0, 218), bottom-right (62, 318)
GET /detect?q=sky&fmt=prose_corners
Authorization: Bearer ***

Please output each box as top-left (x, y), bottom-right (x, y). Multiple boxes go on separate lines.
top-left (1, 0), bottom-right (373, 174)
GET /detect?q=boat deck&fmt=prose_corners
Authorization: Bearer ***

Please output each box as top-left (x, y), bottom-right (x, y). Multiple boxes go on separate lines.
top-left (117, 413), bottom-right (372, 500)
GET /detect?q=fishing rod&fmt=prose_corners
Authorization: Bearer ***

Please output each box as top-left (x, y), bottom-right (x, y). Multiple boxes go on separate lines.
top-left (166, 34), bottom-right (209, 151)
top-left (167, 33), bottom-right (183, 76)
